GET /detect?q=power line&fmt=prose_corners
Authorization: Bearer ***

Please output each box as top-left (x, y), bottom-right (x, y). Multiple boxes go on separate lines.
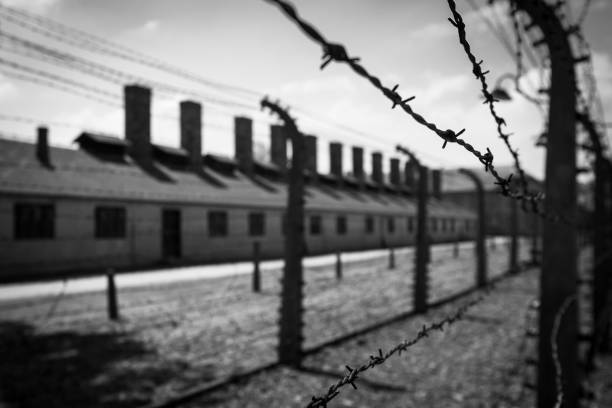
top-left (0, 4), bottom-right (475, 170)
top-left (0, 56), bottom-right (121, 100)
top-left (0, 3), bottom-right (262, 100)
top-left (0, 69), bottom-right (122, 107)
top-left (1, 31), bottom-right (259, 111)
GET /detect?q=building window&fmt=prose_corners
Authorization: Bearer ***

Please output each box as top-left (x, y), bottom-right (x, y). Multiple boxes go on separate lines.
top-left (336, 216), bottom-right (347, 235)
top-left (310, 215), bottom-right (322, 235)
top-left (387, 217), bottom-right (395, 234)
top-left (407, 217), bottom-right (414, 233)
top-left (95, 207), bottom-right (126, 238)
top-left (430, 218), bottom-right (438, 232)
top-left (441, 218), bottom-right (447, 232)
top-left (365, 215), bottom-right (374, 234)
top-left (450, 219), bottom-right (456, 233)
top-left (249, 212), bottom-right (265, 236)
top-left (208, 211), bottom-right (228, 237)
top-left (14, 203), bottom-right (54, 239)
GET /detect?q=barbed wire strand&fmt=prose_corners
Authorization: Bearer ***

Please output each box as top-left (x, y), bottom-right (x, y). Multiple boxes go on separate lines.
top-left (551, 294), bottom-right (577, 408)
top-left (508, 4), bottom-right (547, 113)
top-left (445, 0), bottom-right (534, 206)
top-left (263, 0), bottom-right (542, 203)
top-left (304, 292), bottom-right (490, 408)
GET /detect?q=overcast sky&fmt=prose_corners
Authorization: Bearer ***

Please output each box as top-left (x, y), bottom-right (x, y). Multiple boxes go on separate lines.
top-left (1, 0), bottom-right (610, 178)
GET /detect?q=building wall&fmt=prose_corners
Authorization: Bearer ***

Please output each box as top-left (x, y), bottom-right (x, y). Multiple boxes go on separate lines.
top-left (444, 191), bottom-right (538, 236)
top-left (0, 195), bottom-right (477, 282)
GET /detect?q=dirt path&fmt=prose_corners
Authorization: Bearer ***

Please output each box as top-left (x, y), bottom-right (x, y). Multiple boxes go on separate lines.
top-left (0, 240), bottom-right (531, 407)
top-left (187, 251), bottom-right (612, 408)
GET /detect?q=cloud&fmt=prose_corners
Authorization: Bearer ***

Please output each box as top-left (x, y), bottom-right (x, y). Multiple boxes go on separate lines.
top-left (278, 75), bottom-right (357, 96)
top-left (591, 51), bottom-right (612, 99)
top-left (123, 19), bottom-right (161, 38)
top-left (0, 73), bottom-right (17, 100)
top-left (410, 1), bottom-right (507, 40)
top-left (416, 74), bottom-right (472, 107)
top-left (2, 0), bottom-right (59, 13)
top-left (142, 20), bottom-right (160, 32)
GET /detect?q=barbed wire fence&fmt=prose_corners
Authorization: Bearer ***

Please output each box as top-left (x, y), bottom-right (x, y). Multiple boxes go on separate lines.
top-left (0, 0), bottom-right (609, 407)
top-left (260, 0), bottom-right (610, 407)
top-left (260, 0), bottom-right (601, 232)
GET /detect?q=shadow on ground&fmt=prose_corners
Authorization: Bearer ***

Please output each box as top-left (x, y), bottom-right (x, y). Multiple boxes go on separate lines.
top-left (0, 320), bottom-right (217, 408)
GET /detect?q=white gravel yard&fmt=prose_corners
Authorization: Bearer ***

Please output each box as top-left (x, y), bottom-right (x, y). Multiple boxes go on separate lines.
top-left (0, 238), bottom-right (558, 408)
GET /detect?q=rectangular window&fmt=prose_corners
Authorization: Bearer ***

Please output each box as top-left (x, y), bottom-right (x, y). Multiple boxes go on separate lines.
top-left (407, 217), bottom-right (414, 233)
top-left (310, 215), bottom-right (322, 235)
top-left (95, 206), bottom-right (126, 238)
top-left (450, 219), bottom-right (456, 233)
top-left (14, 203), bottom-right (55, 239)
top-left (336, 215), bottom-right (347, 235)
top-left (208, 211), bottom-right (228, 237)
top-left (441, 218), bottom-right (447, 232)
top-left (387, 217), bottom-right (395, 234)
top-left (365, 215), bottom-right (374, 234)
top-left (248, 212), bottom-right (265, 236)
top-left (431, 218), bottom-right (438, 232)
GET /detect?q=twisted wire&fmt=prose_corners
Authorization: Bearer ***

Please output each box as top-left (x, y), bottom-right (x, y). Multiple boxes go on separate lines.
top-left (305, 294), bottom-right (487, 408)
top-left (445, 0), bottom-right (538, 211)
top-left (263, 0), bottom-right (544, 211)
top-left (509, 4), bottom-right (547, 113)
top-left (551, 294), bottom-right (577, 408)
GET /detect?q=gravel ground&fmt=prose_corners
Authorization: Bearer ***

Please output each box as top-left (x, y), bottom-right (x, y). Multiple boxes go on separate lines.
top-left (183, 249), bottom-right (612, 408)
top-left (187, 269), bottom-right (540, 408)
top-left (5, 239), bottom-right (610, 408)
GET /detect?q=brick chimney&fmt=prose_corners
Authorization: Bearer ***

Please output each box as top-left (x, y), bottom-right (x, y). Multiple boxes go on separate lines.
top-left (180, 100), bottom-right (202, 169)
top-left (125, 84), bottom-right (152, 164)
top-left (390, 158), bottom-right (400, 186)
top-left (352, 146), bottom-right (364, 181)
top-left (371, 152), bottom-right (383, 185)
top-left (36, 126), bottom-right (50, 167)
top-left (234, 116), bottom-right (253, 175)
top-left (304, 134), bottom-right (318, 177)
top-left (432, 169), bottom-right (442, 199)
top-left (404, 161), bottom-right (416, 190)
top-left (329, 142), bottom-right (343, 181)
top-left (270, 124), bottom-right (286, 170)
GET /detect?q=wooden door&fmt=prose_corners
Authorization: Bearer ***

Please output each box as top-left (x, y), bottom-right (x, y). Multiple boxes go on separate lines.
top-left (162, 209), bottom-right (181, 259)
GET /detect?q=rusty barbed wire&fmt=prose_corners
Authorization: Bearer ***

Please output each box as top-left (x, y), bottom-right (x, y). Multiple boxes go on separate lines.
top-left (445, 0), bottom-right (542, 214)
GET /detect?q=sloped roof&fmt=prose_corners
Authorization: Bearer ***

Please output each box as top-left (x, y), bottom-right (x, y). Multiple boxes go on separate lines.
top-left (0, 136), bottom-right (475, 217)
top-left (441, 165), bottom-right (543, 193)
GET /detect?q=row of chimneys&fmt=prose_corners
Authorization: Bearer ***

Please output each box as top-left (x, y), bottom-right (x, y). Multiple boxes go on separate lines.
top-left (35, 84), bottom-right (443, 197)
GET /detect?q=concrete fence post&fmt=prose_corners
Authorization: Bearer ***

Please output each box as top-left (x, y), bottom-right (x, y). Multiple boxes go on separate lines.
top-left (510, 199), bottom-right (519, 273)
top-left (414, 165), bottom-right (429, 313)
top-left (261, 99), bottom-right (305, 368)
top-left (459, 169), bottom-right (487, 287)
top-left (388, 247), bottom-right (395, 270)
top-left (107, 271), bottom-right (119, 321)
top-left (253, 241), bottom-right (261, 293)
top-left (335, 251), bottom-right (342, 280)
top-left (512, 2), bottom-right (580, 406)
